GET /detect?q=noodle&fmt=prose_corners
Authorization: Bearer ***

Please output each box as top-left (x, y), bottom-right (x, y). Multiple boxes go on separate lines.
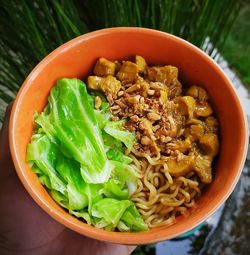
top-left (130, 152), bottom-right (202, 227)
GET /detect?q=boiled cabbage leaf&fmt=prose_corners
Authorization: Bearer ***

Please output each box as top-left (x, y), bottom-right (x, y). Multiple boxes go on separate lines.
top-left (92, 198), bottom-right (132, 229)
top-left (26, 134), bottom-right (67, 195)
top-left (26, 78), bottom-right (147, 232)
top-left (38, 78), bottom-right (112, 183)
top-left (104, 119), bottom-right (136, 151)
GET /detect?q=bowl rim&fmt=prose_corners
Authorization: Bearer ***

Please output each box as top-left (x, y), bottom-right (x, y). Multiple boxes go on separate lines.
top-left (9, 27), bottom-right (249, 244)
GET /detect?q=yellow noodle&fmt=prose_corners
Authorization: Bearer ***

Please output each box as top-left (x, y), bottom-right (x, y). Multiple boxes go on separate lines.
top-left (130, 153), bottom-right (203, 228)
top-left (148, 216), bottom-right (176, 228)
top-left (154, 203), bottom-right (165, 213)
top-left (133, 195), bottom-right (159, 207)
top-left (190, 185), bottom-right (201, 196)
top-left (158, 206), bottom-right (174, 215)
top-left (143, 166), bottom-right (157, 200)
top-left (145, 214), bottom-right (160, 224)
top-left (136, 180), bottom-right (144, 193)
top-left (158, 186), bottom-right (181, 199)
top-left (190, 190), bottom-right (198, 200)
top-left (158, 182), bottom-right (170, 193)
top-left (160, 198), bottom-right (185, 207)
top-left (177, 176), bottom-right (199, 187)
top-left (130, 154), bottom-right (141, 169)
top-left (179, 188), bottom-right (191, 203)
top-left (184, 199), bottom-right (196, 208)
top-left (136, 202), bottom-right (152, 210)
top-left (138, 205), bottom-right (158, 216)
top-left (174, 206), bottom-right (187, 214)
top-left (144, 153), bottom-right (161, 165)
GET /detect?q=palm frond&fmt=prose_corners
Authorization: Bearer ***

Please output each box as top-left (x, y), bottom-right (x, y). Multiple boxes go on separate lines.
top-left (0, 0), bottom-right (242, 123)
top-left (0, 0), bottom-right (88, 120)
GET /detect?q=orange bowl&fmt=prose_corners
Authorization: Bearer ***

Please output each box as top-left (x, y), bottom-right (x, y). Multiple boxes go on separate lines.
top-left (9, 27), bottom-right (248, 244)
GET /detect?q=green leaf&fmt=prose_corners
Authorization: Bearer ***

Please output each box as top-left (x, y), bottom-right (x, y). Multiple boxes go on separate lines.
top-left (102, 132), bottom-right (123, 150)
top-left (103, 179), bottom-right (129, 200)
top-left (35, 112), bottom-right (59, 146)
top-left (94, 110), bottom-right (111, 130)
top-left (91, 93), bottom-right (111, 129)
top-left (27, 131), bottom-right (102, 212)
top-left (50, 190), bottom-right (69, 209)
top-left (121, 204), bottom-right (148, 231)
top-left (47, 78), bottom-right (112, 183)
top-left (103, 132), bottom-right (133, 164)
top-left (91, 198), bottom-right (133, 229)
top-left (39, 175), bottom-right (52, 189)
top-left (117, 220), bottom-right (130, 232)
top-left (56, 156), bottom-right (88, 210)
top-left (106, 148), bottom-right (132, 164)
top-left (26, 134), bottom-right (67, 195)
top-left (69, 210), bottom-right (92, 225)
top-left (82, 183), bottom-right (103, 214)
top-left (104, 119), bottom-right (136, 151)
top-left (112, 161), bottom-right (138, 197)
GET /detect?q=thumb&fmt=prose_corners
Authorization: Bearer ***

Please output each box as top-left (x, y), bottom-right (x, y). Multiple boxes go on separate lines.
top-left (0, 102), bottom-right (15, 180)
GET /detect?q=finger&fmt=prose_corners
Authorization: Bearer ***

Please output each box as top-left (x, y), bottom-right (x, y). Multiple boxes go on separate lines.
top-left (126, 245), bottom-right (136, 255)
top-left (0, 102), bottom-right (13, 149)
top-left (0, 102), bottom-right (15, 181)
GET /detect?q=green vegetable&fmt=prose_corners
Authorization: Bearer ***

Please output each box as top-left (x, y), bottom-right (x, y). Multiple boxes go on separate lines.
top-left (39, 78), bottom-right (112, 183)
top-left (35, 112), bottom-right (59, 146)
top-left (102, 124), bottom-right (135, 164)
top-left (92, 198), bottom-right (133, 229)
top-left (26, 78), bottom-right (148, 232)
top-left (82, 183), bottom-right (103, 214)
top-left (69, 210), bottom-right (92, 225)
top-left (92, 95), bottom-right (111, 129)
top-left (103, 179), bottom-right (129, 200)
top-left (94, 110), bottom-right (110, 130)
top-left (112, 161), bottom-right (138, 196)
top-left (50, 190), bottom-right (68, 209)
top-left (38, 175), bottom-right (52, 189)
top-left (91, 199), bottom-right (147, 231)
top-left (106, 148), bottom-right (132, 164)
top-left (56, 157), bottom-right (88, 210)
top-left (104, 119), bottom-right (136, 151)
top-left (27, 132), bottom-right (85, 210)
top-left (26, 134), bottom-right (67, 195)
top-left (121, 205), bottom-right (148, 231)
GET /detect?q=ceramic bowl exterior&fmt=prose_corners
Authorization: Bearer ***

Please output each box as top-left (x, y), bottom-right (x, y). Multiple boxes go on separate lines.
top-left (9, 28), bottom-right (248, 244)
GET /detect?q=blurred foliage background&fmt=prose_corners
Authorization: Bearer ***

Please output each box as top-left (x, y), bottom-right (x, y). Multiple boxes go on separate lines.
top-left (221, 3), bottom-right (250, 87)
top-left (1, 0), bottom-right (248, 124)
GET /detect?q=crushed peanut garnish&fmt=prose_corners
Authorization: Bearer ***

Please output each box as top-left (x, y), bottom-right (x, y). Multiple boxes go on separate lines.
top-left (94, 96), bottom-right (102, 109)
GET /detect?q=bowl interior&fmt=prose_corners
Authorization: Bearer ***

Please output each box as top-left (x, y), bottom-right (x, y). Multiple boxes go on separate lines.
top-left (10, 28), bottom-right (248, 244)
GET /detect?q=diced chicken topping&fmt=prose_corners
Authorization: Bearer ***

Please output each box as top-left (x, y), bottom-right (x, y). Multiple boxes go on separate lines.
top-left (87, 56), bottom-right (220, 184)
top-left (87, 75), bottom-right (121, 95)
top-left (94, 57), bottom-right (116, 76)
top-left (117, 61), bottom-right (139, 83)
top-left (166, 154), bottom-right (194, 176)
top-left (193, 153), bottom-right (213, 184)
top-left (195, 101), bottom-right (213, 117)
top-left (94, 96), bottom-right (102, 109)
top-left (184, 124), bottom-right (205, 140)
top-left (136, 55), bottom-right (147, 73)
top-left (186, 85), bottom-right (209, 101)
top-left (177, 96), bottom-right (196, 119)
top-left (199, 133), bottom-right (219, 157)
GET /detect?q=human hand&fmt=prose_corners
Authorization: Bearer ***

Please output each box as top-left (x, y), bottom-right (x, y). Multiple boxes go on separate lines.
top-left (0, 104), bottom-right (135, 255)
